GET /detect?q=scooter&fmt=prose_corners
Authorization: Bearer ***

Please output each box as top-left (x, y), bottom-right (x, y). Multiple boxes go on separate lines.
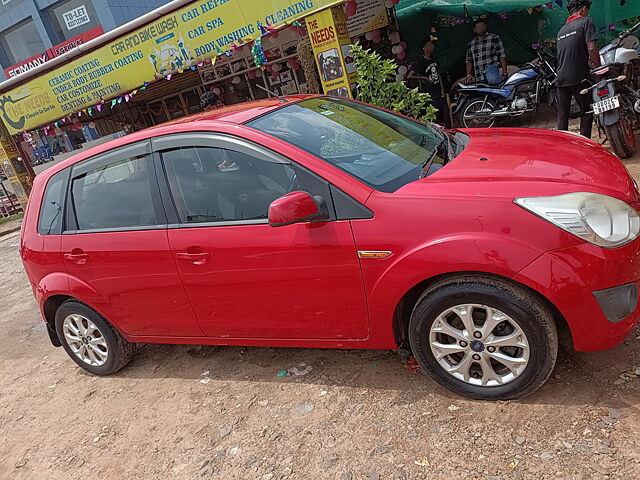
top-left (454, 50), bottom-right (559, 128)
top-left (581, 21), bottom-right (640, 159)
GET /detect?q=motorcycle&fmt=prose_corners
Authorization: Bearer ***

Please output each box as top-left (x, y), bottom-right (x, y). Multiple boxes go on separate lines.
top-left (454, 49), bottom-right (560, 128)
top-left (581, 21), bottom-right (640, 159)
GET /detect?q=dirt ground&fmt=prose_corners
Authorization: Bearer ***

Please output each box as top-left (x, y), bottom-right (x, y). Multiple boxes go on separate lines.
top-left (1, 145), bottom-right (640, 480)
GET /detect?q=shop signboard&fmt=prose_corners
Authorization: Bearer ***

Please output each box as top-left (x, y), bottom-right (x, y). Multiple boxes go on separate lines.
top-left (346, 0), bottom-right (389, 37)
top-left (0, 0), bottom-right (342, 135)
top-left (306, 7), bottom-right (356, 98)
top-left (4, 26), bottom-right (105, 79)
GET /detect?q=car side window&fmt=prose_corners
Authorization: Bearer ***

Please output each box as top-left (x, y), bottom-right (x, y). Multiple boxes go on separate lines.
top-left (38, 169), bottom-right (68, 235)
top-left (162, 146), bottom-right (333, 224)
top-left (70, 154), bottom-right (158, 231)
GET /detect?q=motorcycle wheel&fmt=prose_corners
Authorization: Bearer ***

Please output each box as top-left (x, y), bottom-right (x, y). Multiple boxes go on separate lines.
top-left (459, 97), bottom-right (497, 128)
top-left (605, 112), bottom-right (637, 159)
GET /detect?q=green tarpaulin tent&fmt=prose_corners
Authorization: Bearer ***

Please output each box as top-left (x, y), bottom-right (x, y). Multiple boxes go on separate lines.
top-left (396, 0), bottom-right (640, 81)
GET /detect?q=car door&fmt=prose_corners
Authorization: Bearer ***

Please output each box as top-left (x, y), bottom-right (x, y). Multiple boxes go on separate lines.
top-left (153, 133), bottom-right (369, 340)
top-left (61, 141), bottom-right (201, 337)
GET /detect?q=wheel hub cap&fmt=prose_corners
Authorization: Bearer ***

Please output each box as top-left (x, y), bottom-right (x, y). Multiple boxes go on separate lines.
top-left (429, 304), bottom-right (530, 387)
top-left (62, 314), bottom-right (109, 367)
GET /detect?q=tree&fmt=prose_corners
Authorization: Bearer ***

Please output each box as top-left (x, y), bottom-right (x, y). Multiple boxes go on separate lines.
top-left (351, 44), bottom-right (437, 122)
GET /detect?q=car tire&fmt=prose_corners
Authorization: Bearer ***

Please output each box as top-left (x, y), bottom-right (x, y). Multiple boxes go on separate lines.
top-left (54, 300), bottom-right (136, 375)
top-left (605, 114), bottom-right (636, 159)
top-left (408, 275), bottom-right (558, 400)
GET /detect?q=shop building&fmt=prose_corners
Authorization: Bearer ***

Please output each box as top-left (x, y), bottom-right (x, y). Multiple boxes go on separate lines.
top-left (0, 0), bottom-right (170, 81)
top-left (0, 0), bottom-right (401, 166)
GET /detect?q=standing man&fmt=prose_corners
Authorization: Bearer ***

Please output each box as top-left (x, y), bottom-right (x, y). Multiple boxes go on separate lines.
top-left (408, 39), bottom-right (448, 125)
top-left (465, 18), bottom-right (508, 85)
top-left (556, 0), bottom-right (600, 138)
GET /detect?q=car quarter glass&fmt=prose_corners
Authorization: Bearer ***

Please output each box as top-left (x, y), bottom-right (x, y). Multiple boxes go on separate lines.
top-left (38, 169), bottom-right (68, 236)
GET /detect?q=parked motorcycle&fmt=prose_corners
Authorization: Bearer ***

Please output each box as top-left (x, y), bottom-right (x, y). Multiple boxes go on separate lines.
top-left (581, 21), bottom-right (640, 159)
top-left (454, 49), bottom-right (561, 128)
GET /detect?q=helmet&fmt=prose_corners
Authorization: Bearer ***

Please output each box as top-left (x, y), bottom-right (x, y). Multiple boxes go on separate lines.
top-left (567, 0), bottom-right (592, 12)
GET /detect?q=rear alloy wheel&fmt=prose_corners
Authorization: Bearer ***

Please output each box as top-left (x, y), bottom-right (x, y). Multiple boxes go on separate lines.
top-left (409, 276), bottom-right (558, 400)
top-left (55, 300), bottom-right (136, 375)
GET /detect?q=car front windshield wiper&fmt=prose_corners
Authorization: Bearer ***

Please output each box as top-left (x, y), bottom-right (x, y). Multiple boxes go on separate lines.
top-left (418, 134), bottom-right (452, 180)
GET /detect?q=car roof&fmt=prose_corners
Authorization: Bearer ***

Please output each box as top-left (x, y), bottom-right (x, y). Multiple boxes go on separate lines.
top-left (154, 94), bottom-right (317, 126)
top-left (39, 94), bottom-right (319, 180)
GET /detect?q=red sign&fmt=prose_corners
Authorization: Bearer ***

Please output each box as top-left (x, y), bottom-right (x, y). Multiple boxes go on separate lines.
top-left (4, 26), bottom-right (104, 79)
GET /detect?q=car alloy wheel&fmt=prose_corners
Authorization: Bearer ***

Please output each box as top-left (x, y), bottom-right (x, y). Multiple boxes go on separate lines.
top-left (429, 304), bottom-right (530, 386)
top-left (62, 314), bottom-right (109, 367)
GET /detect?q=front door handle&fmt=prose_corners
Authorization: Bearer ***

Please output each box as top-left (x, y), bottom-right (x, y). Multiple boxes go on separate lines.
top-left (64, 251), bottom-right (88, 265)
top-left (176, 252), bottom-right (211, 265)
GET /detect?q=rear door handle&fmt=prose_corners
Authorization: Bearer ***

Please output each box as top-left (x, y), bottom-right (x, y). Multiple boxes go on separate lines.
top-left (64, 252), bottom-right (88, 265)
top-left (176, 252), bottom-right (211, 265)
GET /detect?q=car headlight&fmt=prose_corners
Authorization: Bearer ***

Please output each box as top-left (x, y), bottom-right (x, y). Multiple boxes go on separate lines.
top-left (515, 192), bottom-right (640, 248)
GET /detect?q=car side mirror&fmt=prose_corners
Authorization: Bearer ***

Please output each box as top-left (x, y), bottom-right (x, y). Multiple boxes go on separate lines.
top-left (268, 191), bottom-right (329, 227)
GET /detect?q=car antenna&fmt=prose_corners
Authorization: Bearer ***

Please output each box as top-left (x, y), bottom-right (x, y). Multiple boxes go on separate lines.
top-left (255, 84), bottom-right (288, 103)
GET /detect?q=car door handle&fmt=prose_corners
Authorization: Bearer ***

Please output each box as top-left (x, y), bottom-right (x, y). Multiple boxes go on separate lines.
top-left (64, 252), bottom-right (88, 265)
top-left (176, 252), bottom-right (211, 265)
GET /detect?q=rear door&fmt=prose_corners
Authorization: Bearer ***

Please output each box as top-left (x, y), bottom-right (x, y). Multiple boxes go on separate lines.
top-left (153, 133), bottom-right (369, 340)
top-left (61, 141), bottom-right (201, 337)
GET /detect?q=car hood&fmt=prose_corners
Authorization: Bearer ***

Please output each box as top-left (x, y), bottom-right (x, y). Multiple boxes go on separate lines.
top-left (399, 128), bottom-right (640, 204)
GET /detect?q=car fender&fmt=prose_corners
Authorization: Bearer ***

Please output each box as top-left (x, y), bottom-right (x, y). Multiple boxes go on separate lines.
top-left (365, 233), bottom-right (545, 347)
top-left (38, 273), bottom-right (108, 320)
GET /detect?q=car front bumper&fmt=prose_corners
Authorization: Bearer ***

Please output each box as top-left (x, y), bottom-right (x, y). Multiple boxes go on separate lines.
top-left (513, 239), bottom-right (640, 351)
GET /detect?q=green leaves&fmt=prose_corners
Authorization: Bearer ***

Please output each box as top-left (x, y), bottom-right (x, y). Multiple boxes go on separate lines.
top-left (352, 44), bottom-right (437, 123)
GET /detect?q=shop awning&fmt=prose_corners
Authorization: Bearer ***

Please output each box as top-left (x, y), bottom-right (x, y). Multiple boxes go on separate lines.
top-left (397, 0), bottom-right (551, 16)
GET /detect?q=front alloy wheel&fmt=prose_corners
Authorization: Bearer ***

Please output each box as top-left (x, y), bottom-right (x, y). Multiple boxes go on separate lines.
top-left (409, 276), bottom-right (558, 400)
top-left (429, 304), bottom-right (530, 387)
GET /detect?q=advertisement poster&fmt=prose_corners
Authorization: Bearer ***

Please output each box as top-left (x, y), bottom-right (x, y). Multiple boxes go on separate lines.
top-left (346, 0), bottom-right (389, 38)
top-left (0, 0), bottom-right (342, 134)
top-left (306, 7), bottom-right (355, 98)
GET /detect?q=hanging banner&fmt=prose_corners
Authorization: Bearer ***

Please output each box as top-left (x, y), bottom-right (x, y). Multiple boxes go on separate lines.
top-left (0, 0), bottom-right (342, 135)
top-left (306, 7), bottom-right (356, 98)
top-left (346, 0), bottom-right (389, 37)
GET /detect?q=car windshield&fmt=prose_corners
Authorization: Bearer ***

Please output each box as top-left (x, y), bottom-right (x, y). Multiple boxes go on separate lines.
top-left (247, 97), bottom-right (465, 193)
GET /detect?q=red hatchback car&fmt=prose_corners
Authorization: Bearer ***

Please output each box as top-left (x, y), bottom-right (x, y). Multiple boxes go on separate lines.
top-left (21, 95), bottom-right (640, 400)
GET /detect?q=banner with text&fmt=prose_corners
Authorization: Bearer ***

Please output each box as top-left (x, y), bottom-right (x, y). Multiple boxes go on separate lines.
top-left (306, 7), bottom-right (356, 98)
top-left (346, 0), bottom-right (388, 37)
top-left (0, 0), bottom-right (341, 134)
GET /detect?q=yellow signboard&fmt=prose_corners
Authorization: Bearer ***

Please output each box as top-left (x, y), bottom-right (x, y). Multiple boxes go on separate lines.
top-left (0, 0), bottom-right (342, 135)
top-left (306, 7), bottom-right (356, 98)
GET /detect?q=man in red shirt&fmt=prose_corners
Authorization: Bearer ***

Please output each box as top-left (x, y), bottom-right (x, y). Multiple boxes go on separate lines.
top-left (555, 0), bottom-right (601, 138)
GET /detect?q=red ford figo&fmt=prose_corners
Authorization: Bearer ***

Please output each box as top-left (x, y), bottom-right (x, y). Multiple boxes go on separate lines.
top-left (21, 95), bottom-right (640, 400)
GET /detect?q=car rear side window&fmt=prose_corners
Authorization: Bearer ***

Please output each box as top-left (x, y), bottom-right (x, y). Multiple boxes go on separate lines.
top-left (38, 169), bottom-right (67, 235)
top-left (70, 154), bottom-right (158, 231)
